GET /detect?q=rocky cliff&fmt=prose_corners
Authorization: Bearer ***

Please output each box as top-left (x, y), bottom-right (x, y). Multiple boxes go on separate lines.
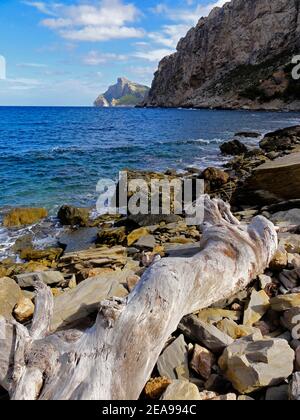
top-left (94, 77), bottom-right (150, 107)
top-left (144, 0), bottom-right (300, 110)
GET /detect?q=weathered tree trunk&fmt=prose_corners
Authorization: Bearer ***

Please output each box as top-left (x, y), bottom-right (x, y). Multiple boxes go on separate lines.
top-left (0, 196), bottom-right (278, 400)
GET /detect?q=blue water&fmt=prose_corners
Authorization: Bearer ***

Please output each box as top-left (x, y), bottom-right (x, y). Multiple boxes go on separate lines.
top-left (1, 106), bottom-right (300, 210)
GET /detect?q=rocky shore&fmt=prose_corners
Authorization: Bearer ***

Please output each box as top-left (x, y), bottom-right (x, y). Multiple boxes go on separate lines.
top-left (1, 126), bottom-right (300, 400)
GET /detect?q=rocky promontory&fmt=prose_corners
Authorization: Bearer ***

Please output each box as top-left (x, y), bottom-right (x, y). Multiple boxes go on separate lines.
top-left (144, 0), bottom-right (300, 111)
top-left (94, 77), bottom-right (150, 107)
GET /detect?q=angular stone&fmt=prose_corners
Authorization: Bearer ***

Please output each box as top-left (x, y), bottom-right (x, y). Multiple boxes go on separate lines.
top-left (258, 274), bottom-right (273, 290)
top-left (50, 270), bottom-right (129, 331)
top-left (289, 372), bottom-right (300, 400)
top-left (219, 335), bottom-right (295, 394)
top-left (144, 377), bottom-right (172, 399)
top-left (197, 308), bottom-right (240, 324)
top-left (269, 249), bottom-right (288, 271)
top-left (280, 307), bottom-right (300, 332)
top-left (160, 380), bottom-right (201, 400)
top-left (279, 269), bottom-right (300, 290)
top-left (270, 293), bottom-right (300, 311)
top-left (127, 228), bottom-right (149, 246)
top-left (3, 208), bottom-right (48, 227)
top-left (265, 384), bottom-right (289, 400)
top-left (190, 344), bottom-right (215, 380)
top-left (0, 277), bottom-right (22, 320)
top-left (220, 139), bottom-right (248, 156)
top-left (15, 271), bottom-right (64, 288)
top-left (135, 234), bottom-right (156, 249)
top-left (179, 315), bottom-right (233, 353)
top-left (216, 318), bottom-right (259, 340)
top-left (204, 374), bottom-right (232, 394)
top-left (58, 227), bottom-right (98, 253)
top-left (271, 209), bottom-right (300, 227)
top-left (20, 247), bottom-right (63, 262)
top-left (13, 296), bottom-right (34, 323)
top-left (157, 335), bottom-right (189, 380)
top-left (243, 289), bottom-right (270, 326)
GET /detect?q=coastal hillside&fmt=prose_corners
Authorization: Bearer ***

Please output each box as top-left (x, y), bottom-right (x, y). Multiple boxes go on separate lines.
top-left (94, 77), bottom-right (150, 107)
top-left (144, 0), bottom-right (300, 111)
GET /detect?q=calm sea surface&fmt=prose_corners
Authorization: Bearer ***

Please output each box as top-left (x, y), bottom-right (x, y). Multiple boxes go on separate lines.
top-left (1, 106), bottom-right (300, 211)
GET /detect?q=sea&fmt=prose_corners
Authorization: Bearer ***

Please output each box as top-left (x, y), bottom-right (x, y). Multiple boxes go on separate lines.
top-left (0, 106), bottom-right (300, 259)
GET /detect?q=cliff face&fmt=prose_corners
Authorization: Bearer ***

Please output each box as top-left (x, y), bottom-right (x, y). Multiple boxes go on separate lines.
top-left (145, 0), bottom-right (300, 110)
top-left (94, 77), bottom-right (150, 107)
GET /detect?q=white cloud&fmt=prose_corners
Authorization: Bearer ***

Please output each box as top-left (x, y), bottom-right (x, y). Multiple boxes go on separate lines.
top-left (83, 50), bottom-right (128, 65)
top-left (17, 62), bottom-right (48, 68)
top-left (134, 48), bottom-right (174, 62)
top-left (26, 0), bottom-right (144, 42)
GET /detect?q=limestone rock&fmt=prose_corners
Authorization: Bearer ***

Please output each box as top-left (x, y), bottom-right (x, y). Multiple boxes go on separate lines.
top-left (190, 344), bottom-right (215, 380)
top-left (3, 208), bottom-right (48, 227)
top-left (135, 234), bottom-right (156, 249)
top-left (160, 380), bottom-right (200, 400)
top-left (197, 308), bottom-right (240, 324)
top-left (15, 271), bottom-right (64, 288)
top-left (20, 247), bottom-right (63, 262)
top-left (96, 226), bottom-right (126, 246)
top-left (179, 315), bottom-right (233, 353)
top-left (0, 277), bottom-right (22, 319)
top-left (216, 318), bottom-right (259, 340)
top-left (271, 209), bottom-right (300, 227)
top-left (258, 274), bottom-right (273, 289)
top-left (243, 289), bottom-right (270, 326)
top-left (13, 296), bottom-right (34, 323)
top-left (219, 335), bottom-right (295, 394)
top-left (144, 377), bottom-right (172, 399)
top-left (57, 205), bottom-right (90, 227)
top-left (157, 335), bottom-right (189, 380)
top-left (270, 293), bottom-right (300, 311)
top-left (127, 228), bottom-right (149, 246)
top-left (202, 167), bottom-right (230, 190)
top-left (50, 270), bottom-right (129, 331)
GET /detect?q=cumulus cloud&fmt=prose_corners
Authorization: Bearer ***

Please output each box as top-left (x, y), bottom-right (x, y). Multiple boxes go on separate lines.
top-left (25, 0), bottom-right (144, 42)
top-left (134, 48), bottom-right (174, 62)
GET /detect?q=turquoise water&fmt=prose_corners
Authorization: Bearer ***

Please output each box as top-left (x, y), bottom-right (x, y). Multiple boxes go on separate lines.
top-left (1, 106), bottom-right (300, 210)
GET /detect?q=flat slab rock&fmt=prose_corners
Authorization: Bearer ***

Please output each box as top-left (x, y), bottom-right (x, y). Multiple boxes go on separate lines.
top-left (219, 335), bottom-right (295, 394)
top-left (179, 315), bottom-right (233, 353)
top-left (15, 271), bottom-right (64, 288)
top-left (157, 335), bottom-right (189, 380)
top-left (50, 270), bottom-right (130, 331)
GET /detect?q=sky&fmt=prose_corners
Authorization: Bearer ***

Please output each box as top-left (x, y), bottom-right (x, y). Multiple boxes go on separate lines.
top-left (0, 0), bottom-right (228, 106)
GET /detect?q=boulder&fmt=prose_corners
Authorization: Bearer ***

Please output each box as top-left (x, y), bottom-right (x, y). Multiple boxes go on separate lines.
top-left (3, 208), bottom-right (48, 227)
top-left (57, 205), bottom-right (90, 226)
top-left (269, 249), bottom-right (288, 271)
top-left (15, 271), bottom-right (64, 288)
top-left (58, 227), bottom-right (98, 253)
top-left (243, 289), bottom-right (270, 326)
top-left (157, 335), bottom-right (189, 380)
top-left (190, 344), bottom-right (215, 380)
top-left (13, 296), bottom-right (35, 323)
top-left (270, 293), bottom-right (300, 311)
top-left (179, 315), bottom-right (234, 353)
top-left (259, 126), bottom-right (300, 153)
top-left (219, 335), bottom-right (295, 394)
top-left (202, 167), bottom-right (230, 190)
top-left (96, 226), bottom-right (126, 246)
top-left (235, 132), bottom-right (261, 138)
top-left (220, 139), bottom-right (248, 156)
top-left (289, 372), bottom-right (300, 400)
top-left (0, 277), bottom-right (22, 320)
top-left (50, 270), bottom-right (129, 331)
top-left (243, 153), bottom-right (300, 205)
top-left (160, 380), bottom-right (201, 400)
top-left (278, 269), bottom-right (300, 290)
top-left (216, 318), bottom-right (259, 340)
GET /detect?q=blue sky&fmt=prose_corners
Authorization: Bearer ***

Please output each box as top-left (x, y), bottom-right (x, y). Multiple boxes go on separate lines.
top-left (0, 0), bottom-right (227, 105)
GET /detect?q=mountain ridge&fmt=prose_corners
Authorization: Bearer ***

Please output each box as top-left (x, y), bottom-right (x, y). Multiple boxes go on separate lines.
top-left (94, 77), bottom-right (150, 108)
top-left (144, 0), bottom-right (300, 111)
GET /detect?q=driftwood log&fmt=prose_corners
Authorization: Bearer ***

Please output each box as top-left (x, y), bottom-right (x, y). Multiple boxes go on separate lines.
top-left (0, 196), bottom-right (278, 400)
